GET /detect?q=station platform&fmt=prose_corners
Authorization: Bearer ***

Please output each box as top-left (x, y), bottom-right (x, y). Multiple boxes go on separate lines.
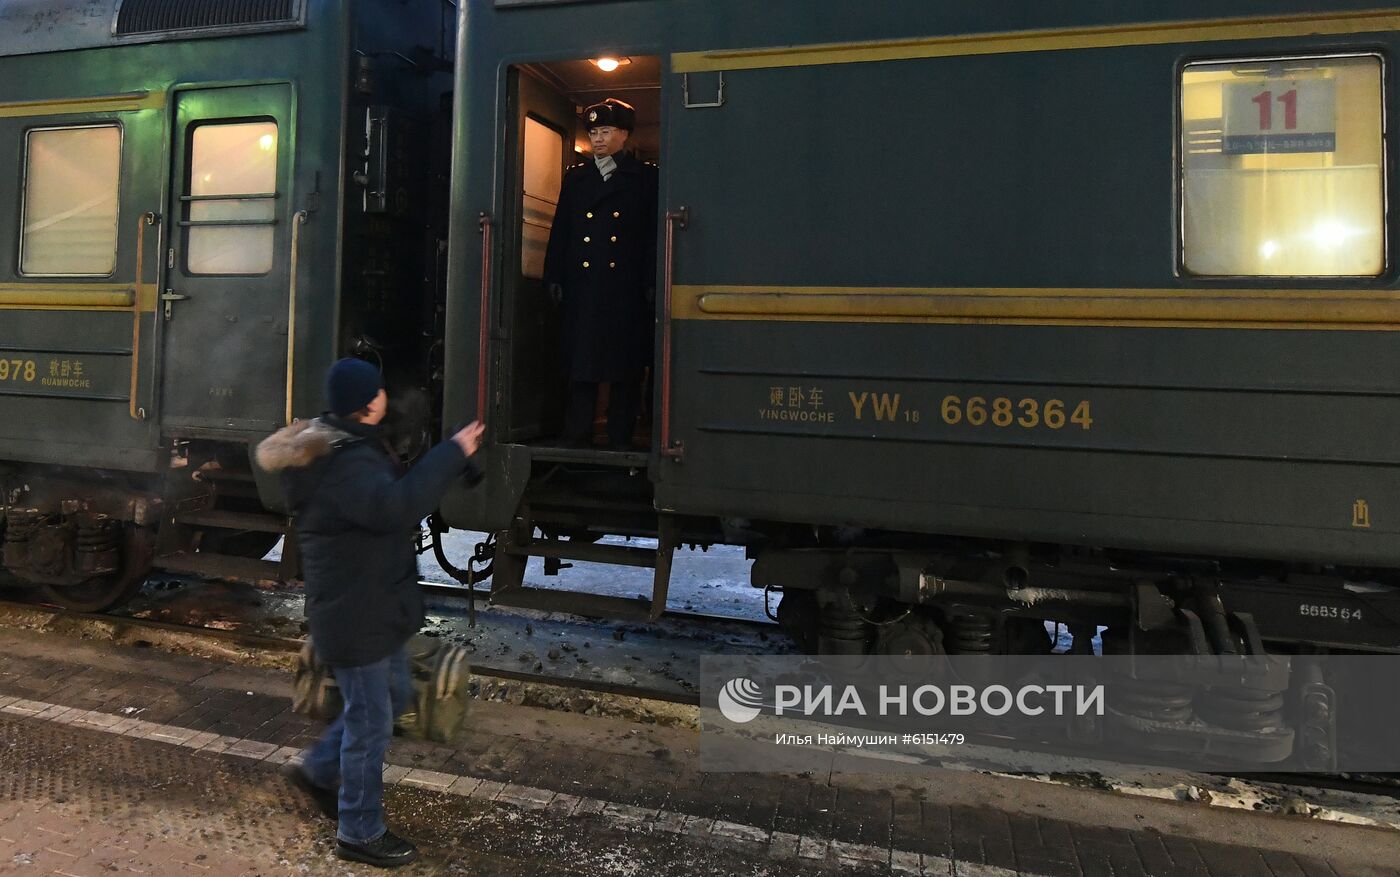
top-left (0, 626), bottom-right (1396, 877)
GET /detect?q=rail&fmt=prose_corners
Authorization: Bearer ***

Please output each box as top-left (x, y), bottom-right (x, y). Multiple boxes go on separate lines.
top-left (477, 213), bottom-right (493, 423)
top-left (129, 211), bottom-right (158, 421)
top-left (285, 210), bottom-right (309, 426)
top-left (660, 207), bottom-right (688, 459)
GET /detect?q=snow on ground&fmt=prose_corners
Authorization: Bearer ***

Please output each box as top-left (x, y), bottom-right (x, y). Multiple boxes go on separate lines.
top-left (422, 529), bottom-right (769, 622)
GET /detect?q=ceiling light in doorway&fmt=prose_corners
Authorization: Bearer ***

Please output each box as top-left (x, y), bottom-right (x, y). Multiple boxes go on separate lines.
top-left (590, 56), bottom-right (631, 73)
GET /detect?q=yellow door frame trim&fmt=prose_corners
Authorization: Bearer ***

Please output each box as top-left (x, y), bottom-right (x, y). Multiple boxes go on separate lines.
top-left (672, 9), bottom-right (1400, 73)
top-left (675, 285), bottom-right (1400, 330)
top-left (0, 91), bottom-right (166, 120)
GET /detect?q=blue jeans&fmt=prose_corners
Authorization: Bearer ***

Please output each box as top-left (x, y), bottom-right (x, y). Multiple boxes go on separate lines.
top-left (301, 648), bottom-right (413, 844)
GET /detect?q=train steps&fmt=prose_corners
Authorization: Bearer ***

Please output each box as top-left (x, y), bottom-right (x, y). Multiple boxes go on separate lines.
top-left (156, 466), bottom-right (297, 586)
top-left (488, 514), bottom-right (679, 622)
top-left (157, 549), bottom-right (284, 585)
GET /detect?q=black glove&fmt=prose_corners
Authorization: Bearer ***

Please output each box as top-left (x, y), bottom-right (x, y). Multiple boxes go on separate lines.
top-left (549, 283), bottom-right (563, 306)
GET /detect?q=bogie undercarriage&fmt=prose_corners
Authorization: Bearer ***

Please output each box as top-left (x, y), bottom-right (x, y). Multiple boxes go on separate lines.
top-left (754, 537), bottom-right (1400, 771)
top-left (756, 540), bottom-right (1400, 657)
top-left (0, 439), bottom-right (296, 612)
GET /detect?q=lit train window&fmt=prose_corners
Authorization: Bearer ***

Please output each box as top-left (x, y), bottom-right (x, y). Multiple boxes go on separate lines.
top-left (1180, 56), bottom-right (1384, 277)
top-left (521, 115), bottom-right (564, 279)
top-left (20, 125), bottom-right (121, 276)
top-left (185, 121), bottom-right (278, 275)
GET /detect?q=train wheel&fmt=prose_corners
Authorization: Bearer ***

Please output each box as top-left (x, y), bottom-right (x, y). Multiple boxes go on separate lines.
top-left (872, 611), bottom-right (948, 681)
top-left (1004, 617), bottom-right (1055, 654)
top-left (0, 567), bottom-right (32, 598)
top-left (774, 589), bottom-right (820, 653)
top-left (39, 526), bottom-right (154, 613)
top-left (874, 613), bottom-right (945, 657)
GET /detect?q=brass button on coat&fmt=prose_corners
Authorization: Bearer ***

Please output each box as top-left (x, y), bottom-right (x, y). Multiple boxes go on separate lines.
top-left (586, 212), bottom-right (594, 219)
top-left (582, 261), bottom-right (590, 268)
top-left (610, 236), bottom-right (618, 242)
top-left (609, 262), bottom-right (616, 268)
top-left (584, 236), bottom-right (591, 243)
top-left (612, 211), bottom-right (620, 218)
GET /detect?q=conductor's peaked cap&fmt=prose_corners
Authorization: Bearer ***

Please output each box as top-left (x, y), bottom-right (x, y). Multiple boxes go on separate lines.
top-left (583, 98), bottom-right (636, 132)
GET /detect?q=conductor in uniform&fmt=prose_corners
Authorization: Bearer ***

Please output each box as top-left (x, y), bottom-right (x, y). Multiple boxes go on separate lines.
top-left (544, 98), bottom-right (658, 449)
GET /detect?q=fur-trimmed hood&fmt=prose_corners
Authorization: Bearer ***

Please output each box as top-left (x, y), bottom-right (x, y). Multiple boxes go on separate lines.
top-left (255, 417), bottom-right (359, 472)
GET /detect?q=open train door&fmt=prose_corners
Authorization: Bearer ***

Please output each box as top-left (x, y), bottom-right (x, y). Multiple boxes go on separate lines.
top-left (159, 84), bottom-right (294, 435)
top-left (498, 68), bottom-right (576, 442)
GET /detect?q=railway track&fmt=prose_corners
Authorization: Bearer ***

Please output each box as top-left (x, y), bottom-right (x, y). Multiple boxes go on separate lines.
top-left (1230, 771), bottom-right (1400, 799)
top-left (3, 587), bottom-right (1394, 803)
top-left (413, 579), bottom-right (778, 631)
top-left (0, 591), bottom-right (707, 706)
top-left (2, 567), bottom-right (782, 710)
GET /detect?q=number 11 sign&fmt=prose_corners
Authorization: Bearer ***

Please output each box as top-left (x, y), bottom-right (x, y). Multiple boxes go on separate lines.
top-left (1222, 79), bottom-right (1336, 155)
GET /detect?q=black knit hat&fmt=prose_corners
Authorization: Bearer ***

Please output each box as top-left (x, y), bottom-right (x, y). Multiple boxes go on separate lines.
top-left (583, 98), bottom-right (635, 132)
top-left (325, 358), bottom-right (383, 416)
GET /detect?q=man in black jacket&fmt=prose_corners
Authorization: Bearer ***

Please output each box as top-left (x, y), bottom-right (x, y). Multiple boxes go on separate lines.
top-left (543, 97), bottom-right (658, 449)
top-left (256, 358), bottom-right (483, 868)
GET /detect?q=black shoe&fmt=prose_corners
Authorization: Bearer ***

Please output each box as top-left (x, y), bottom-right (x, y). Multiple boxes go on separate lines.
top-left (336, 830), bottom-right (419, 868)
top-left (281, 762), bottom-right (338, 821)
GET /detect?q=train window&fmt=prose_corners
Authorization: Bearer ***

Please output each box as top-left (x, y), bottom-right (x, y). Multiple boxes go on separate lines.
top-left (521, 116), bottom-right (565, 279)
top-left (1180, 55), bottom-right (1384, 277)
top-left (185, 121), bottom-right (278, 275)
top-left (19, 125), bottom-right (121, 276)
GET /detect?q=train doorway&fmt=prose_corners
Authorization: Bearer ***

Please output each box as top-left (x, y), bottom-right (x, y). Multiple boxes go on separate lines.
top-left (500, 58), bottom-right (662, 454)
top-left (160, 84), bottom-right (295, 434)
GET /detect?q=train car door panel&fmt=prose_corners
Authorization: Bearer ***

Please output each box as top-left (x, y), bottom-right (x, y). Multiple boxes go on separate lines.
top-left (0, 102), bottom-right (165, 472)
top-left (160, 84), bottom-right (293, 434)
top-left (501, 68), bottom-right (575, 442)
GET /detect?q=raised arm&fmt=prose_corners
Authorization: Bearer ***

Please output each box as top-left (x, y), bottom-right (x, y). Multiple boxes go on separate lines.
top-left (327, 440), bottom-right (478, 535)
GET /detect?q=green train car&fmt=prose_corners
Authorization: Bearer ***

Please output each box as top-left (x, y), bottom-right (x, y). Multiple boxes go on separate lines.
top-left (0, 0), bottom-right (455, 609)
top-left (440, 0), bottom-right (1400, 668)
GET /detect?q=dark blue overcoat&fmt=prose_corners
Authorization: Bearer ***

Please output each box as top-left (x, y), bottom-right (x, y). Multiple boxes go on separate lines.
top-left (543, 152), bottom-right (659, 383)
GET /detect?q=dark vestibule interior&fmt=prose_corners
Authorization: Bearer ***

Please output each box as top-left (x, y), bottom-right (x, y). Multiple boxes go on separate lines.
top-left (501, 56), bottom-right (662, 452)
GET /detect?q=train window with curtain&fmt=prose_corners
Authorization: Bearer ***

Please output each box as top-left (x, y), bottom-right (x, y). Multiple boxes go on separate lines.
top-left (521, 115), bottom-right (565, 279)
top-left (1180, 55), bottom-right (1384, 277)
top-left (185, 121), bottom-right (278, 275)
top-left (20, 125), bottom-right (122, 276)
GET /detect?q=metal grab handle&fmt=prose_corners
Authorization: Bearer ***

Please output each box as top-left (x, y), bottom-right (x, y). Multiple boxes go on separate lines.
top-left (681, 72), bottom-right (726, 109)
top-left (477, 213), bottom-right (492, 423)
top-left (285, 210), bottom-right (309, 426)
top-left (129, 211), bottom-right (158, 421)
top-left (660, 207), bottom-right (688, 459)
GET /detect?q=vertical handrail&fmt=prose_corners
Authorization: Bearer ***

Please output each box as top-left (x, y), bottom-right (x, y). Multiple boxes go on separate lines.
top-left (477, 213), bottom-right (493, 423)
top-left (285, 209), bottom-right (309, 426)
top-left (129, 211), bottom-right (158, 421)
top-left (660, 207), bottom-right (688, 459)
